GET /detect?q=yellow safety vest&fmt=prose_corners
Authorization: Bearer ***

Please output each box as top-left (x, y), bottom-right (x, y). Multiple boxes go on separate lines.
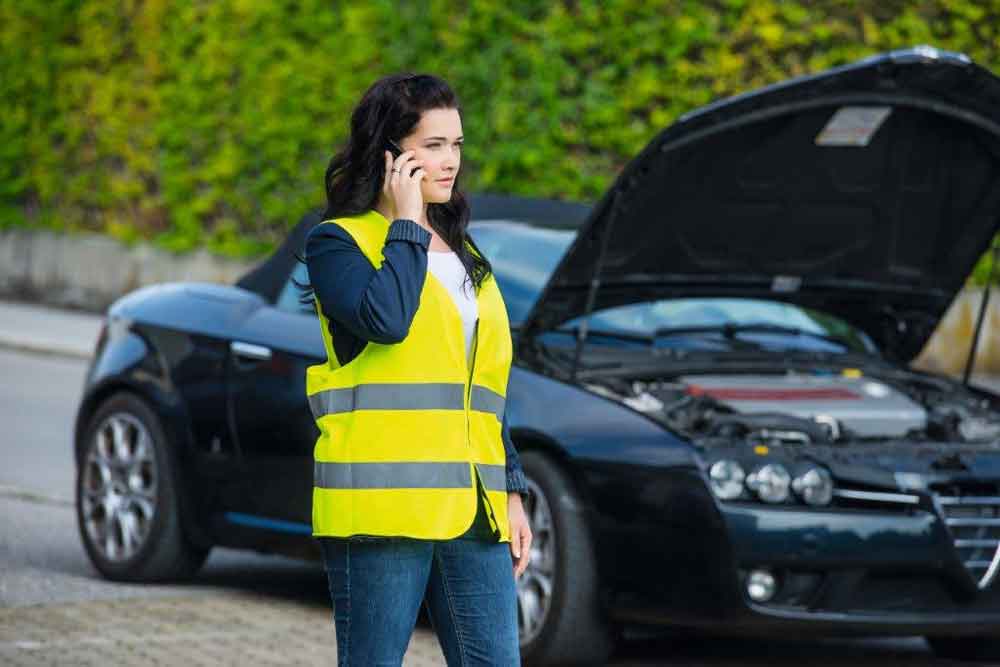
top-left (306, 209), bottom-right (513, 542)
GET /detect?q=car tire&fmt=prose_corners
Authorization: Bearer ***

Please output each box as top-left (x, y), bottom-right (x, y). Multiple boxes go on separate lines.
top-left (518, 451), bottom-right (615, 665)
top-left (76, 391), bottom-right (210, 582)
top-left (926, 635), bottom-right (1000, 661)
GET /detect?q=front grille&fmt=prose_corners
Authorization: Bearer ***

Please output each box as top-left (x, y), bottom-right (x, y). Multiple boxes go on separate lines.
top-left (936, 489), bottom-right (1000, 589)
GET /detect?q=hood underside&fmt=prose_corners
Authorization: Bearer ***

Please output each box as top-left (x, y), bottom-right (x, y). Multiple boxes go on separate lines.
top-left (522, 47), bottom-right (1000, 363)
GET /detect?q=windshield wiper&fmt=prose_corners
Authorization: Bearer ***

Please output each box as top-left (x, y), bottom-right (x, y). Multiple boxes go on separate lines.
top-left (512, 323), bottom-right (651, 344)
top-left (651, 323), bottom-right (852, 350)
top-left (553, 325), bottom-right (654, 344)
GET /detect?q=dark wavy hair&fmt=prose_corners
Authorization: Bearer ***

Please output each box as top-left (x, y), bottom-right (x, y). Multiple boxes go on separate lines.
top-left (294, 73), bottom-right (491, 307)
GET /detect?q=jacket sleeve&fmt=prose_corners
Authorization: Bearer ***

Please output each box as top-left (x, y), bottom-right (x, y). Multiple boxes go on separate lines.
top-left (305, 218), bottom-right (432, 344)
top-left (502, 410), bottom-right (529, 498)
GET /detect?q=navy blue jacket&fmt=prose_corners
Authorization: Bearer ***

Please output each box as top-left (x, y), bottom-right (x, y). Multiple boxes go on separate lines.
top-left (304, 217), bottom-right (528, 497)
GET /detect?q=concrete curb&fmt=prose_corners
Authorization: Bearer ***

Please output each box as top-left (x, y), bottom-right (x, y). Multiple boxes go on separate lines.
top-left (0, 333), bottom-right (93, 361)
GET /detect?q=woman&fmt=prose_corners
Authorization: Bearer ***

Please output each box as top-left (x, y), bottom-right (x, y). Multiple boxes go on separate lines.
top-left (297, 73), bottom-right (532, 665)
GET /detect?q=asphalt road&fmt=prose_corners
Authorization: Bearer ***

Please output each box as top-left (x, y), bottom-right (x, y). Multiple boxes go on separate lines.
top-left (2, 347), bottom-right (82, 503)
top-left (0, 336), bottom-right (993, 665)
top-left (0, 347), bottom-right (330, 607)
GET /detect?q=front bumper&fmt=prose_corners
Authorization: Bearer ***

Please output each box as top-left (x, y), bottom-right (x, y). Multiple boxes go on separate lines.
top-left (604, 473), bottom-right (1000, 636)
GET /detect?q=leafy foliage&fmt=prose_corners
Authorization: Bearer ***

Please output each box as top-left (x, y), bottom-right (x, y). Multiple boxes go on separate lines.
top-left (2, 0), bottom-right (999, 278)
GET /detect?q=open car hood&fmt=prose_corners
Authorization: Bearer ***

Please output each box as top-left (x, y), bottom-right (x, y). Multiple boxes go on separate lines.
top-left (521, 47), bottom-right (1000, 363)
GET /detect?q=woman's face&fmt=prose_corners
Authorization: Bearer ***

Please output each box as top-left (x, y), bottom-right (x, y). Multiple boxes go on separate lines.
top-left (398, 107), bottom-right (462, 205)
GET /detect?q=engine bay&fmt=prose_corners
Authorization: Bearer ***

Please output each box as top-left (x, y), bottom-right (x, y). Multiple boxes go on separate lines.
top-left (583, 367), bottom-right (1000, 448)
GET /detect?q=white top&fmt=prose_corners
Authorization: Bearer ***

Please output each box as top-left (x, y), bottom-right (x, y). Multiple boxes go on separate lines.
top-left (427, 249), bottom-right (478, 364)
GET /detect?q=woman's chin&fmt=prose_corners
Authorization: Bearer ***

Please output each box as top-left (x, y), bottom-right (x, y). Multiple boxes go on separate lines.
top-left (425, 188), bottom-right (454, 204)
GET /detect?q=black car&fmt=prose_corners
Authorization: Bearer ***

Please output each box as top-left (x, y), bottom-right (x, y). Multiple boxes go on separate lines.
top-left (75, 46), bottom-right (1000, 663)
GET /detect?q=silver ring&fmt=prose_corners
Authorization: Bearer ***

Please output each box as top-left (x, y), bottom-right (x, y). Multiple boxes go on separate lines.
top-left (391, 168), bottom-right (400, 173)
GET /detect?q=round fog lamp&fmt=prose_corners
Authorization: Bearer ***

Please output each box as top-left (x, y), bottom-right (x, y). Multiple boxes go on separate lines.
top-left (746, 569), bottom-right (777, 602)
top-left (746, 463), bottom-right (791, 503)
top-left (709, 460), bottom-right (745, 500)
top-left (792, 466), bottom-right (834, 506)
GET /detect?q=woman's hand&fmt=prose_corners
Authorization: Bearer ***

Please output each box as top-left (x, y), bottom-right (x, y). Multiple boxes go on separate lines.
top-left (508, 492), bottom-right (532, 578)
top-left (383, 149), bottom-right (427, 226)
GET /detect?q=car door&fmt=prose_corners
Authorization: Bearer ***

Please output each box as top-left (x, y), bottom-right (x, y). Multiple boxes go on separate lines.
top-left (227, 259), bottom-right (324, 528)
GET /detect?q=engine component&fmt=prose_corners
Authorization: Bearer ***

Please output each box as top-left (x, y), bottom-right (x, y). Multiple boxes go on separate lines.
top-left (923, 394), bottom-right (1000, 443)
top-left (706, 412), bottom-right (833, 445)
top-left (679, 374), bottom-right (927, 438)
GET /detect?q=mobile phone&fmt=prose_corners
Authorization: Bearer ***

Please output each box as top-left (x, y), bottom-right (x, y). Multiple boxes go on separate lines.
top-left (386, 139), bottom-right (404, 158)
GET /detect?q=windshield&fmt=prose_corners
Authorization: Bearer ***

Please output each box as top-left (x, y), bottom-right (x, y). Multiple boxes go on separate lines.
top-left (564, 299), bottom-right (876, 354)
top-left (470, 221), bottom-right (575, 324)
top-left (469, 221), bottom-right (876, 355)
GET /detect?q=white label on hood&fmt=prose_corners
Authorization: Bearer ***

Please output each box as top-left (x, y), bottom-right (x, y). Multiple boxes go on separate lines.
top-left (815, 106), bottom-right (892, 146)
top-left (771, 275), bottom-right (801, 292)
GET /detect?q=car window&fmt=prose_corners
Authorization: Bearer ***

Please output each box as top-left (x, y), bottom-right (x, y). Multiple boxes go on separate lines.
top-left (275, 260), bottom-right (313, 315)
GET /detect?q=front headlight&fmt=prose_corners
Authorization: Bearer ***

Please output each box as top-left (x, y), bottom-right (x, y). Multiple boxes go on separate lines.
top-left (709, 460), bottom-right (745, 500)
top-left (746, 463), bottom-right (791, 503)
top-left (791, 466), bottom-right (834, 506)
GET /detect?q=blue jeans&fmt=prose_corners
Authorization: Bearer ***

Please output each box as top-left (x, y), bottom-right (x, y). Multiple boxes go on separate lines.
top-left (318, 493), bottom-right (520, 666)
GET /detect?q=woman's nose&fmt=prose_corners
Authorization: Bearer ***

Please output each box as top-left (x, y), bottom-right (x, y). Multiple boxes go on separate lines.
top-left (441, 147), bottom-right (459, 170)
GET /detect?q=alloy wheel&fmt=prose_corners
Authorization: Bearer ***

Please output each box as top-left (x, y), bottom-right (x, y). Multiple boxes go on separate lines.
top-left (80, 412), bottom-right (158, 562)
top-left (518, 475), bottom-right (556, 644)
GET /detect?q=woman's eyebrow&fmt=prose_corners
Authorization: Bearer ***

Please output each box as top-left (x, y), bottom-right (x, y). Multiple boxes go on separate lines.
top-left (424, 136), bottom-right (464, 142)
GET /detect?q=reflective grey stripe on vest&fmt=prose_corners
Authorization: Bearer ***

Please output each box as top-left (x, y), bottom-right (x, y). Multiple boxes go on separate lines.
top-left (474, 463), bottom-right (507, 492)
top-left (314, 461), bottom-right (509, 492)
top-left (315, 461), bottom-right (472, 489)
top-left (470, 385), bottom-right (505, 421)
top-left (308, 382), bottom-right (466, 420)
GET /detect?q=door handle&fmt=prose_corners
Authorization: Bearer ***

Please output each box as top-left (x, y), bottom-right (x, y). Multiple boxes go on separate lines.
top-left (230, 340), bottom-right (272, 361)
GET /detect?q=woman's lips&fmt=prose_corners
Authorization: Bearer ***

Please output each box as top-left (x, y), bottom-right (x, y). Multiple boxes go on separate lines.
top-left (436, 177), bottom-right (454, 185)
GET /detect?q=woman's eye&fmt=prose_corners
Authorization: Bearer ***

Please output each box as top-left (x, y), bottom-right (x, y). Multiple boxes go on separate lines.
top-left (424, 142), bottom-right (461, 152)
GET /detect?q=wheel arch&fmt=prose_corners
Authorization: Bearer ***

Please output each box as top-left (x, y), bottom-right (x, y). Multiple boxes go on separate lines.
top-left (509, 427), bottom-right (593, 503)
top-left (75, 378), bottom-right (194, 465)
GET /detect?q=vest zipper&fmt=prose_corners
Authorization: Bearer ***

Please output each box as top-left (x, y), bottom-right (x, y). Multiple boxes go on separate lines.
top-left (466, 319), bottom-right (479, 445)
top-left (467, 319), bottom-right (500, 538)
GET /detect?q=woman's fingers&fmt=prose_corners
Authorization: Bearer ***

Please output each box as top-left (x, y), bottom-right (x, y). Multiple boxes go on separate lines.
top-left (389, 154), bottom-right (422, 183)
top-left (400, 158), bottom-right (424, 180)
top-left (514, 538), bottom-right (522, 576)
top-left (392, 149), bottom-right (416, 175)
top-left (515, 524), bottom-right (531, 577)
top-left (510, 520), bottom-right (531, 578)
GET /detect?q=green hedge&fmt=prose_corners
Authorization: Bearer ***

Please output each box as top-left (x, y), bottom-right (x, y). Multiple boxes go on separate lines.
top-left (2, 0), bottom-right (999, 281)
